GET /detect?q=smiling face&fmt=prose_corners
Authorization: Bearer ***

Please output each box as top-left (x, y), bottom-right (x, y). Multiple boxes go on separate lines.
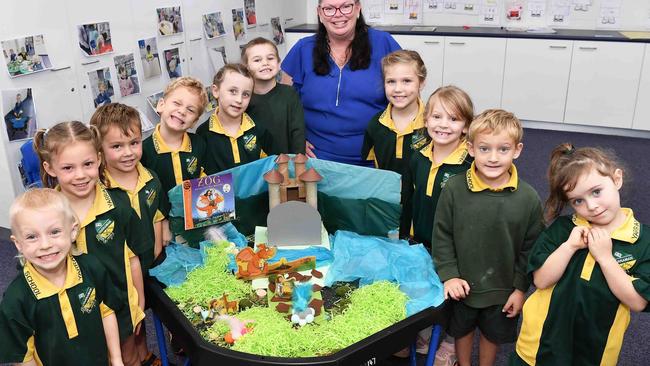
top-left (384, 62), bottom-right (423, 112)
top-left (102, 124), bottom-right (142, 175)
top-left (43, 141), bottom-right (100, 201)
top-left (157, 86), bottom-right (202, 132)
top-left (318, 0), bottom-right (361, 40)
top-left (245, 43), bottom-right (279, 82)
top-left (566, 167), bottom-right (624, 228)
top-left (213, 71), bottom-right (254, 121)
top-left (12, 208), bottom-right (77, 276)
top-left (425, 97), bottom-right (467, 148)
top-left (468, 129), bottom-right (523, 188)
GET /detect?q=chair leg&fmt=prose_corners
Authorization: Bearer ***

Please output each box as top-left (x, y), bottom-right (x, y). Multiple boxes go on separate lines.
top-left (409, 341), bottom-right (417, 366)
top-left (425, 325), bottom-right (443, 366)
top-left (152, 312), bottom-right (169, 366)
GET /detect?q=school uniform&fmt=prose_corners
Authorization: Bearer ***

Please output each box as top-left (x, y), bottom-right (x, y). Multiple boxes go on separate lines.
top-left (400, 140), bottom-right (472, 247)
top-left (0, 254), bottom-right (123, 366)
top-left (141, 123), bottom-right (207, 196)
top-left (361, 100), bottom-right (428, 175)
top-left (196, 110), bottom-right (272, 174)
top-left (513, 209), bottom-right (650, 366)
top-left (105, 163), bottom-right (169, 272)
top-left (75, 183), bottom-right (145, 341)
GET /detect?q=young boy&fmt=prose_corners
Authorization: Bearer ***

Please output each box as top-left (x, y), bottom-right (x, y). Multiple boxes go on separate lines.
top-left (0, 189), bottom-right (124, 366)
top-left (241, 37), bottom-right (305, 155)
top-left (432, 109), bottom-right (545, 366)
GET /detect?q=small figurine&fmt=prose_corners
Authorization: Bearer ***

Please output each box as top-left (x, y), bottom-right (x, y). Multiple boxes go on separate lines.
top-left (290, 284), bottom-right (315, 327)
top-left (235, 244), bottom-right (276, 279)
top-left (209, 293), bottom-right (239, 316)
top-left (216, 315), bottom-right (253, 344)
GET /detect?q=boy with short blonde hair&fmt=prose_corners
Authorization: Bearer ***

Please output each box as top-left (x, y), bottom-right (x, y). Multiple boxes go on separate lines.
top-left (433, 109), bottom-right (544, 366)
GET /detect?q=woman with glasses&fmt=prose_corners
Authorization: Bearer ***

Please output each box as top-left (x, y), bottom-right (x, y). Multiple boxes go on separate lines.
top-left (282, 0), bottom-right (401, 166)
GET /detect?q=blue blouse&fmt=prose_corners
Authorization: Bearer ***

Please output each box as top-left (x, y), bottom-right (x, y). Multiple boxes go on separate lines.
top-left (282, 28), bottom-right (401, 166)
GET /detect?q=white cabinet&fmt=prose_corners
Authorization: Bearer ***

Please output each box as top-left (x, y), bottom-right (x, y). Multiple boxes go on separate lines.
top-left (284, 32), bottom-right (313, 57)
top-left (633, 45), bottom-right (650, 130)
top-left (502, 38), bottom-right (573, 122)
top-left (565, 41), bottom-right (644, 128)
top-left (393, 35), bottom-right (444, 102)
top-left (442, 37), bottom-right (506, 114)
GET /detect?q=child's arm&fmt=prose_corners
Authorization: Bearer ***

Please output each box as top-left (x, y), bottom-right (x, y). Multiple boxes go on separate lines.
top-left (102, 312), bottom-right (125, 366)
top-left (162, 218), bottom-right (172, 247)
top-left (588, 227), bottom-right (648, 312)
top-left (288, 91), bottom-right (306, 154)
top-left (130, 255), bottom-right (145, 314)
top-left (360, 126), bottom-right (376, 167)
top-left (533, 226), bottom-right (588, 289)
top-left (502, 289), bottom-right (526, 318)
top-left (154, 220), bottom-right (163, 258)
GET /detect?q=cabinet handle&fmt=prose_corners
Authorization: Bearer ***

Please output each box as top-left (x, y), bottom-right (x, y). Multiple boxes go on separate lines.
top-left (549, 45), bottom-right (567, 49)
top-left (449, 42), bottom-right (466, 45)
top-left (50, 66), bottom-right (71, 72)
top-left (424, 41), bottom-right (440, 45)
top-left (579, 46), bottom-right (598, 50)
top-left (171, 41), bottom-right (184, 46)
top-left (81, 60), bottom-right (99, 66)
top-left (190, 37), bottom-right (202, 42)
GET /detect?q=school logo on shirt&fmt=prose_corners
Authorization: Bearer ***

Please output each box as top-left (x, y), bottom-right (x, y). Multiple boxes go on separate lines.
top-left (186, 156), bottom-right (198, 175)
top-left (145, 189), bottom-right (157, 208)
top-left (440, 172), bottom-right (454, 189)
top-left (78, 287), bottom-right (97, 314)
top-left (243, 134), bottom-right (257, 152)
top-left (95, 219), bottom-right (115, 244)
top-left (613, 251), bottom-right (637, 271)
top-left (411, 130), bottom-right (428, 151)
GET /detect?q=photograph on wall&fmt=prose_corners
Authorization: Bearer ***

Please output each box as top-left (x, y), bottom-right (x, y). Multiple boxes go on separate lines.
top-left (138, 37), bottom-right (162, 79)
top-left (202, 12), bottom-right (226, 39)
top-left (207, 46), bottom-right (228, 72)
top-left (163, 48), bottom-right (182, 79)
top-left (157, 6), bottom-right (184, 36)
top-left (78, 22), bottom-right (113, 56)
top-left (88, 67), bottom-right (114, 108)
top-left (362, 0), bottom-right (386, 22)
top-left (1, 35), bottom-right (52, 77)
top-left (385, 0), bottom-right (405, 13)
top-left (404, 0), bottom-right (424, 23)
top-left (245, 0), bottom-right (257, 27)
top-left (205, 86), bottom-right (217, 112)
top-left (146, 91), bottom-right (164, 115)
top-left (2, 88), bottom-right (37, 142)
top-left (271, 17), bottom-right (285, 45)
top-left (137, 108), bottom-right (155, 132)
top-left (232, 8), bottom-right (247, 41)
top-left (113, 53), bottom-right (140, 97)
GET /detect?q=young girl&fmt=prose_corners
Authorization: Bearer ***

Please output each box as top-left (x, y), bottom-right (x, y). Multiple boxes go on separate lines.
top-left (0, 188), bottom-right (124, 366)
top-left (34, 121), bottom-right (145, 366)
top-left (242, 37), bottom-right (305, 155)
top-left (118, 66), bottom-right (135, 97)
top-left (362, 49), bottom-right (428, 175)
top-left (513, 144), bottom-right (650, 366)
top-left (196, 63), bottom-right (272, 174)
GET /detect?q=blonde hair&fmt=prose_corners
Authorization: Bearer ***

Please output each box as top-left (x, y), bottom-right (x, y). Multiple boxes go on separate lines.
top-left (33, 121), bottom-right (102, 188)
top-left (425, 85), bottom-right (474, 128)
top-left (467, 109), bottom-right (523, 144)
top-left (241, 37), bottom-right (280, 64)
top-left (162, 76), bottom-right (209, 116)
top-left (381, 49), bottom-right (427, 84)
top-left (213, 63), bottom-right (255, 88)
top-left (545, 143), bottom-right (622, 223)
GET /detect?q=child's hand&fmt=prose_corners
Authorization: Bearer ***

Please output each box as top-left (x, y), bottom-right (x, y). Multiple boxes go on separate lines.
top-left (587, 227), bottom-right (613, 262)
top-left (162, 220), bottom-right (172, 247)
top-left (502, 289), bottom-right (525, 318)
top-left (110, 358), bottom-right (125, 366)
top-left (305, 140), bottom-right (317, 158)
top-left (443, 278), bottom-right (470, 300)
top-left (565, 226), bottom-right (589, 251)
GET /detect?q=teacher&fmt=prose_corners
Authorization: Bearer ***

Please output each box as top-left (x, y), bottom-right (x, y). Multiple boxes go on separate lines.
top-left (282, 0), bottom-right (401, 166)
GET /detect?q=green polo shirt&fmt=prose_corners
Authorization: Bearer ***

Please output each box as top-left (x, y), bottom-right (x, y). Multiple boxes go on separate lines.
top-left (246, 83), bottom-right (306, 154)
top-left (514, 209), bottom-right (650, 366)
top-left (105, 163), bottom-right (168, 272)
top-left (141, 124), bottom-right (207, 197)
top-left (400, 140), bottom-right (472, 247)
top-left (362, 100), bottom-right (428, 175)
top-left (196, 110), bottom-right (272, 174)
top-left (75, 183), bottom-right (145, 341)
top-left (0, 254), bottom-right (123, 366)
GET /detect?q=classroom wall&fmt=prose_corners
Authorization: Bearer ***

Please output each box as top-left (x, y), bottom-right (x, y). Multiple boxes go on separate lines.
top-left (0, 0), bottom-right (307, 228)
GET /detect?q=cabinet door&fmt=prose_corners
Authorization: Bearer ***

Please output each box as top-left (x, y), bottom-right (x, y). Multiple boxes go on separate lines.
top-left (502, 38), bottom-right (572, 123)
top-left (633, 45), bottom-right (650, 130)
top-left (442, 37), bottom-right (506, 114)
top-left (393, 35), bottom-right (444, 102)
top-left (565, 41), bottom-right (644, 128)
top-left (284, 32), bottom-right (314, 56)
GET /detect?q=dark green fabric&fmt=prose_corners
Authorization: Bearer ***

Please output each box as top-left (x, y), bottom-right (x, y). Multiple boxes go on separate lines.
top-left (0, 255), bottom-right (123, 366)
top-left (318, 193), bottom-right (400, 237)
top-left (246, 83), bottom-right (306, 155)
top-left (433, 173), bottom-right (544, 308)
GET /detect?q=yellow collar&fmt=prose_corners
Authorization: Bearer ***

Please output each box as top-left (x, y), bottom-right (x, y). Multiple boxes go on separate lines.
top-left (79, 183), bottom-right (115, 229)
top-left (378, 99), bottom-right (425, 135)
top-left (152, 124), bottom-right (192, 153)
top-left (466, 162), bottom-right (518, 192)
top-left (105, 163), bottom-right (153, 193)
top-left (209, 109), bottom-right (255, 139)
top-left (420, 140), bottom-right (469, 167)
top-left (23, 255), bottom-right (83, 299)
top-left (572, 208), bottom-right (640, 244)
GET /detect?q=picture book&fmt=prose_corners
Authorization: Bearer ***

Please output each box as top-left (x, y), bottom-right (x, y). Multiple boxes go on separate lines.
top-left (182, 172), bottom-right (235, 230)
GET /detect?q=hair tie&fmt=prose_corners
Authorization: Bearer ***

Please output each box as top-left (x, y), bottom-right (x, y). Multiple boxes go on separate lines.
top-left (564, 144), bottom-right (575, 155)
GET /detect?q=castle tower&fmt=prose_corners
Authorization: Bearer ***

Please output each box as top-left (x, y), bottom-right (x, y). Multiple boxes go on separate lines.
top-left (275, 154), bottom-right (290, 185)
top-left (263, 169), bottom-right (284, 209)
top-left (299, 168), bottom-right (322, 209)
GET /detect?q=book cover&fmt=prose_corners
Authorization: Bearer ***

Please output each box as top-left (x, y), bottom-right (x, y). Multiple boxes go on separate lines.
top-left (182, 172), bottom-right (235, 230)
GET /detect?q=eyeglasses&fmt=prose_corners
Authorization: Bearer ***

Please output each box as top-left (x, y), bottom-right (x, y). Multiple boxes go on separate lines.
top-left (319, 3), bottom-right (355, 17)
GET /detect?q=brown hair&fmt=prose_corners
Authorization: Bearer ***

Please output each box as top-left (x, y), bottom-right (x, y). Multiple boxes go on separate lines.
top-left (212, 63), bottom-right (255, 88)
top-left (90, 103), bottom-right (142, 137)
top-left (425, 85), bottom-right (474, 130)
top-left (467, 109), bottom-right (523, 144)
top-left (545, 143), bottom-right (622, 223)
top-left (163, 76), bottom-right (209, 116)
top-left (33, 121), bottom-right (102, 188)
top-left (381, 50), bottom-right (427, 84)
top-left (240, 37), bottom-right (280, 64)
